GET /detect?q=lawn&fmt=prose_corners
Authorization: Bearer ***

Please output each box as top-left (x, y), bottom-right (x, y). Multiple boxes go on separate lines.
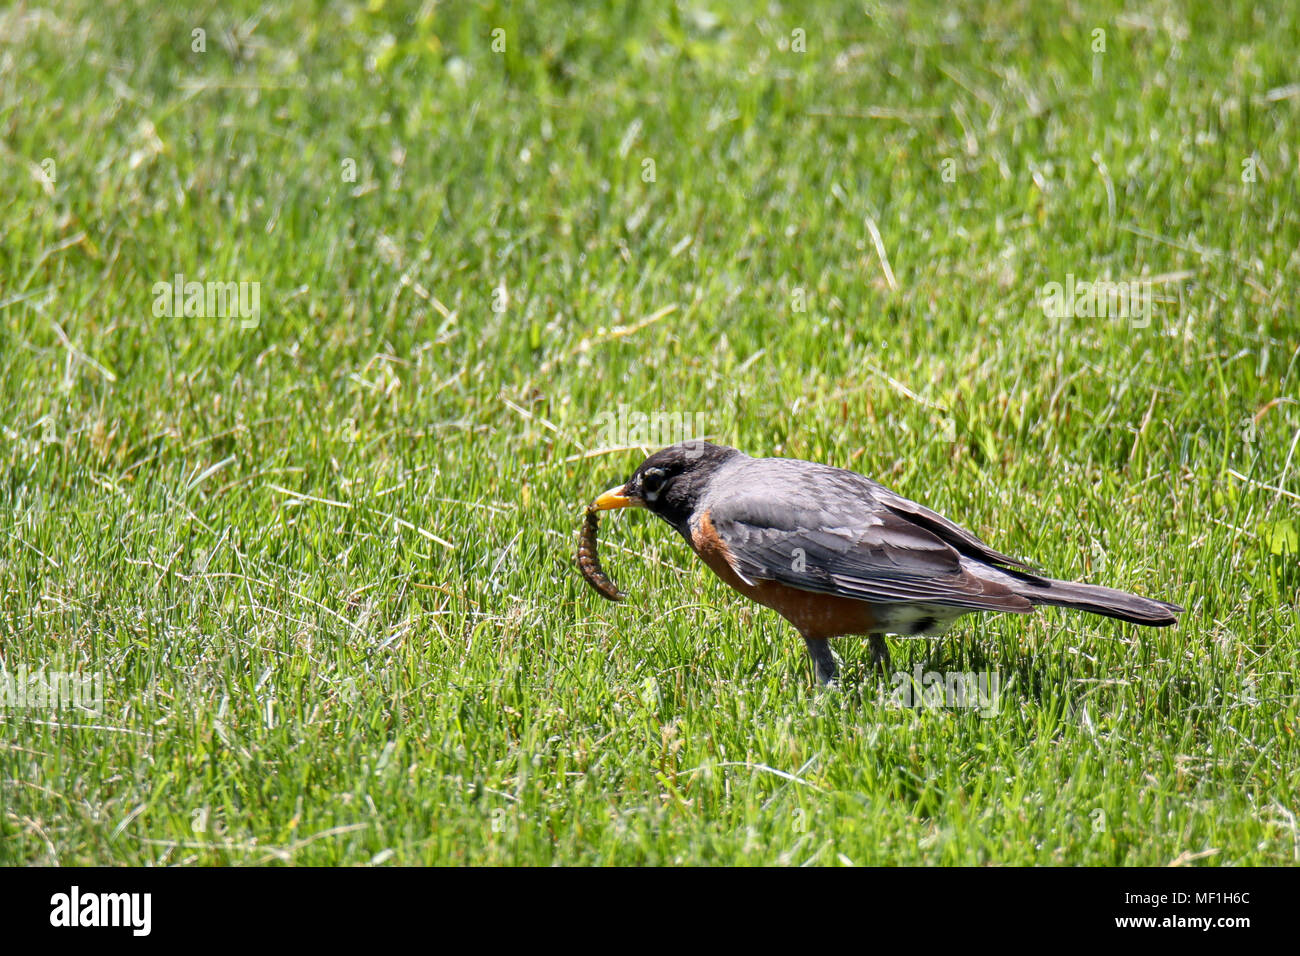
top-left (1, 0), bottom-right (1297, 865)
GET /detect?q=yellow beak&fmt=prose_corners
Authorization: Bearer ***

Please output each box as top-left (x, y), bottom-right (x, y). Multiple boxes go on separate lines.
top-left (593, 484), bottom-right (642, 510)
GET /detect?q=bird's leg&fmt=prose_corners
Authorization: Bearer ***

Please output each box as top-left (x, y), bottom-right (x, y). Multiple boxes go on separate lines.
top-left (869, 634), bottom-right (892, 674)
top-left (802, 635), bottom-right (838, 686)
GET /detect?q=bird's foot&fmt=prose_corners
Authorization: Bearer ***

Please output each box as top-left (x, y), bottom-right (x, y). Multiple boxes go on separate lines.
top-left (803, 635), bottom-right (839, 686)
top-left (869, 634), bottom-right (892, 674)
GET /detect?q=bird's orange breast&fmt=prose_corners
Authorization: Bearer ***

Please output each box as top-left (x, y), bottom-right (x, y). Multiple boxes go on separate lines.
top-left (690, 510), bottom-right (877, 639)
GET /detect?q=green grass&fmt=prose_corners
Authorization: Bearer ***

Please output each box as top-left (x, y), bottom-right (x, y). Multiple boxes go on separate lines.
top-left (1, 0), bottom-right (1297, 865)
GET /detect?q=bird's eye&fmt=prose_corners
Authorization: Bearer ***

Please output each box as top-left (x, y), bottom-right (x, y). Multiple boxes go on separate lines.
top-left (641, 468), bottom-right (666, 498)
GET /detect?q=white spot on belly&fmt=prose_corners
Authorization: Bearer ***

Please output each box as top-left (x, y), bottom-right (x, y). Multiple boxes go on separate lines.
top-left (874, 604), bottom-right (964, 637)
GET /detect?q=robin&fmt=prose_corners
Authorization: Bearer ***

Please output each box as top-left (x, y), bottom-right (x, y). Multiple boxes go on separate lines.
top-left (591, 441), bottom-right (1182, 684)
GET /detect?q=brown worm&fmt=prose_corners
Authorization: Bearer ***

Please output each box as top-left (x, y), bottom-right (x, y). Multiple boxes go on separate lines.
top-left (577, 505), bottom-right (624, 601)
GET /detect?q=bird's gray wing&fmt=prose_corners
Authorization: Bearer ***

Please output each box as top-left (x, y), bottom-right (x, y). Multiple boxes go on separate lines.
top-left (703, 461), bottom-right (1033, 612)
top-left (872, 488), bottom-right (1037, 571)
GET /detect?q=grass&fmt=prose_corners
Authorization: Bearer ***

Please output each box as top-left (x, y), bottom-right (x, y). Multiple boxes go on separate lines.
top-left (0, 0), bottom-right (1297, 866)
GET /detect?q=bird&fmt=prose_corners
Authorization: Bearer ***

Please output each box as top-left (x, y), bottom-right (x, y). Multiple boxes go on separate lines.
top-left (590, 441), bottom-right (1182, 684)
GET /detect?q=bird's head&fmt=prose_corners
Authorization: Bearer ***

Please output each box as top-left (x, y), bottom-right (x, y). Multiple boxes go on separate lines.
top-left (593, 441), bottom-right (742, 533)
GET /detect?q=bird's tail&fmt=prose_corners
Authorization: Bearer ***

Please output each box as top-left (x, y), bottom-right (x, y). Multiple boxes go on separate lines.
top-left (1019, 578), bottom-right (1183, 626)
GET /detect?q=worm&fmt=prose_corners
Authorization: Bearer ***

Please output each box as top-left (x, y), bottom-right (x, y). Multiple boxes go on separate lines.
top-left (577, 505), bottom-right (624, 601)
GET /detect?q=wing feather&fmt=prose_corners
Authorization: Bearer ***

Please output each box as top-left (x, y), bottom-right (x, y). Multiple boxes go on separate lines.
top-left (701, 459), bottom-right (1033, 613)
